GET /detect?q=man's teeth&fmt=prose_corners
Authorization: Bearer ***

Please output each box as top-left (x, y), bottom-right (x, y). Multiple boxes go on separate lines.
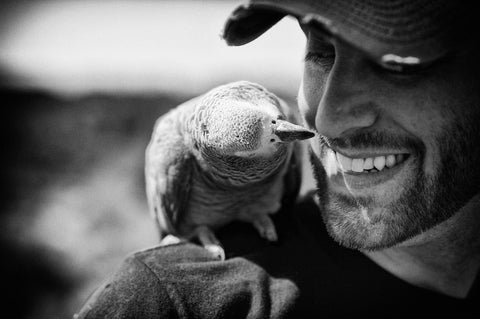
top-left (336, 152), bottom-right (406, 173)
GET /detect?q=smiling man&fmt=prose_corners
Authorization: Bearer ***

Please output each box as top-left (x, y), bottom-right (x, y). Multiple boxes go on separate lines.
top-left (297, 9), bottom-right (480, 296)
top-left (75, 1), bottom-right (480, 318)
top-left (294, 7), bottom-right (480, 251)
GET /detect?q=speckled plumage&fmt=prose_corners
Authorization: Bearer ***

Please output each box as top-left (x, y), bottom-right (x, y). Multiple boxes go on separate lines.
top-left (145, 81), bottom-right (314, 259)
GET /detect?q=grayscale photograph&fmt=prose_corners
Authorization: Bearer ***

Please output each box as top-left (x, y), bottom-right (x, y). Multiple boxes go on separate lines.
top-left (0, 1), bottom-right (478, 318)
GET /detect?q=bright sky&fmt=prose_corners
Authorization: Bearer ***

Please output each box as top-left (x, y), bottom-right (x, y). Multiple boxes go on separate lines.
top-left (0, 0), bottom-right (306, 96)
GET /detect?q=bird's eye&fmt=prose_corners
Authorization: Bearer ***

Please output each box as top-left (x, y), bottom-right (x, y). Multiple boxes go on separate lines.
top-left (271, 120), bottom-right (276, 124)
top-left (270, 138), bottom-right (275, 142)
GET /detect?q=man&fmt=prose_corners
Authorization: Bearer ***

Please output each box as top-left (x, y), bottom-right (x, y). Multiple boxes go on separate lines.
top-left (75, 1), bottom-right (479, 317)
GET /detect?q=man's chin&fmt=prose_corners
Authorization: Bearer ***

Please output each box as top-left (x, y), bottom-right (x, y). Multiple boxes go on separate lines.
top-left (318, 190), bottom-right (414, 250)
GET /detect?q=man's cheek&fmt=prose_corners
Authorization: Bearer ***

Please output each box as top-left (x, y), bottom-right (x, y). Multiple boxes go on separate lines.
top-left (298, 78), bottom-right (320, 130)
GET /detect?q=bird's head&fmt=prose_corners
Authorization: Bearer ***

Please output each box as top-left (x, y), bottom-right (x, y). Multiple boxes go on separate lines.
top-left (194, 82), bottom-right (314, 159)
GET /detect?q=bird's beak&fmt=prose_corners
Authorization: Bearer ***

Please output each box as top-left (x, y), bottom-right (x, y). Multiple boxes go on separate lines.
top-left (273, 120), bottom-right (315, 142)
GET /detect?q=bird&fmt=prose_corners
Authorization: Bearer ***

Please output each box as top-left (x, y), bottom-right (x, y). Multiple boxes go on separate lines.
top-left (145, 81), bottom-right (315, 260)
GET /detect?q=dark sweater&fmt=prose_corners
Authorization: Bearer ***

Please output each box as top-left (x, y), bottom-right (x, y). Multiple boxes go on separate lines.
top-left (74, 197), bottom-right (478, 318)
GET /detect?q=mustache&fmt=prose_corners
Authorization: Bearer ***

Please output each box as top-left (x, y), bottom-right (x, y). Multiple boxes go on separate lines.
top-left (318, 131), bottom-right (424, 154)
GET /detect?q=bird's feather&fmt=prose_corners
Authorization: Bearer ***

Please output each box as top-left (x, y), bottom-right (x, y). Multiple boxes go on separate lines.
top-left (145, 98), bottom-right (198, 238)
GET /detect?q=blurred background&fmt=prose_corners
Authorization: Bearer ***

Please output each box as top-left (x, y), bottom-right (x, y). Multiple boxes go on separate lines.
top-left (0, 0), bottom-right (305, 318)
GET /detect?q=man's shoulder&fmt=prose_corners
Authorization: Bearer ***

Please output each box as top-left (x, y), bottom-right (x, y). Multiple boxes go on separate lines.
top-left (75, 196), bottom-right (331, 318)
top-left (109, 241), bottom-right (306, 318)
top-left (130, 242), bottom-right (274, 284)
top-left (133, 241), bottom-right (220, 266)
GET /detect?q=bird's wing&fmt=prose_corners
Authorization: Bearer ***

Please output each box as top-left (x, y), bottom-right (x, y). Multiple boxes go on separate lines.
top-left (145, 99), bottom-right (198, 239)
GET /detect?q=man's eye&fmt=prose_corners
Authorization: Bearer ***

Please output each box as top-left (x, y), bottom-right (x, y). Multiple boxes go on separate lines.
top-left (304, 51), bottom-right (335, 71)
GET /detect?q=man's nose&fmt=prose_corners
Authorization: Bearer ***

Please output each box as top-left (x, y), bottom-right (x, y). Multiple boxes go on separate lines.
top-left (315, 52), bottom-right (379, 139)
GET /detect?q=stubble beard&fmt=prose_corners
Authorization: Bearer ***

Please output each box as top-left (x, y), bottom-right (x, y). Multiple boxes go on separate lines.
top-left (310, 121), bottom-right (480, 251)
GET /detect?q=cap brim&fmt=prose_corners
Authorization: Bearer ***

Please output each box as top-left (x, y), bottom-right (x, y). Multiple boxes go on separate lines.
top-left (222, 1), bottom-right (466, 65)
top-left (222, 4), bottom-right (288, 47)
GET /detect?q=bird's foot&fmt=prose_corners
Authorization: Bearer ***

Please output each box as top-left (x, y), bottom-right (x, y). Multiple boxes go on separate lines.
top-left (195, 225), bottom-right (225, 261)
top-left (159, 234), bottom-right (185, 246)
top-left (253, 215), bottom-right (278, 242)
top-left (204, 244), bottom-right (226, 261)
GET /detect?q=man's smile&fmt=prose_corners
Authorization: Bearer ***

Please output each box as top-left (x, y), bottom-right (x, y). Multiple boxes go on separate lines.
top-left (335, 152), bottom-right (409, 173)
top-left (320, 145), bottom-right (415, 191)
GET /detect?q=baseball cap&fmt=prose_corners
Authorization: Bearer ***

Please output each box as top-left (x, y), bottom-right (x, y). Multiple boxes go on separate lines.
top-left (222, 0), bottom-right (475, 66)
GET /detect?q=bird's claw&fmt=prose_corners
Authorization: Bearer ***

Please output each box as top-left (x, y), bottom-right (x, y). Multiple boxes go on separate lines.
top-left (262, 227), bottom-right (278, 242)
top-left (205, 244), bottom-right (225, 261)
top-left (253, 215), bottom-right (278, 242)
top-left (159, 234), bottom-right (185, 246)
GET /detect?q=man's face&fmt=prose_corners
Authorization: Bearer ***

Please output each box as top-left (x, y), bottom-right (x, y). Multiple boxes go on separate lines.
top-left (298, 27), bottom-right (480, 250)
